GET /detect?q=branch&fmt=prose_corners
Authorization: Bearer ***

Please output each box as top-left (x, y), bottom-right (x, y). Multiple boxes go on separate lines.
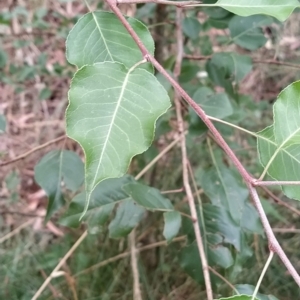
top-left (247, 184), bottom-right (300, 286)
top-left (0, 135), bottom-right (66, 167)
top-left (32, 230), bottom-right (88, 300)
top-left (184, 54), bottom-right (300, 69)
top-left (117, 0), bottom-right (201, 6)
top-left (106, 0), bottom-right (253, 186)
top-left (104, 0), bottom-right (300, 288)
top-left (173, 8), bottom-right (213, 300)
top-left (130, 229), bottom-right (142, 300)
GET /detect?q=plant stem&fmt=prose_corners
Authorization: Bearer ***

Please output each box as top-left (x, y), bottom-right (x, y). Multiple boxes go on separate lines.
top-left (117, 0), bottom-right (201, 6)
top-left (247, 184), bottom-right (300, 286)
top-left (32, 230), bottom-right (88, 300)
top-left (173, 8), bottom-right (213, 300)
top-left (251, 251), bottom-right (274, 300)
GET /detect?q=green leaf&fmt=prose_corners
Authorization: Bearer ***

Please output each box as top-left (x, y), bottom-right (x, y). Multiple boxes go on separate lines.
top-left (235, 284), bottom-right (280, 300)
top-left (229, 15), bottom-right (273, 50)
top-left (60, 175), bottom-right (134, 229)
top-left (66, 62), bottom-right (170, 214)
top-left (66, 11), bottom-right (154, 70)
top-left (109, 199), bottom-right (145, 238)
top-left (0, 114), bottom-right (6, 133)
top-left (182, 17), bottom-right (202, 40)
top-left (215, 0), bottom-right (300, 21)
top-left (123, 182), bottom-right (174, 211)
top-left (257, 80), bottom-right (300, 200)
top-left (197, 164), bottom-right (248, 224)
top-left (163, 211), bottom-right (182, 242)
top-left (0, 49), bottom-right (8, 68)
top-left (209, 245), bottom-right (234, 269)
top-left (217, 296), bottom-right (258, 300)
top-left (192, 86), bottom-right (233, 119)
top-left (206, 52), bottom-right (252, 96)
top-left (34, 150), bottom-right (84, 221)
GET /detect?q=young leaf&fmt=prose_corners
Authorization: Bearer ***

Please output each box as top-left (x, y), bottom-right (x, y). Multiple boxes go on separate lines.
top-left (258, 80), bottom-right (300, 200)
top-left (182, 17), bottom-right (202, 40)
top-left (123, 182), bottom-right (174, 211)
top-left (109, 199), bottom-right (145, 238)
top-left (215, 0), bottom-right (300, 21)
top-left (34, 150), bottom-right (84, 221)
top-left (229, 15), bottom-right (273, 50)
top-left (60, 175), bottom-right (134, 229)
top-left (163, 211), bottom-right (182, 242)
top-left (66, 11), bottom-right (154, 69)
top-left (235, 284), bottom-right (280, 300)
top-left (66, 62), bottom-right (171, 213)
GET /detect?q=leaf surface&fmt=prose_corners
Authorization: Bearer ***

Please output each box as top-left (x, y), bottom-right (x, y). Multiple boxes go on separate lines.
top-left (215, 0), bottom-right (300, 21)
top-left (163, 211), bottom-right (182, 242)
top-left (258, 81), bottom-right (300, 200)
top-left (66, 11), bottom-right (154, 69)
top-left (66, 62), bottom-right (171, 211)
top-left (229, 15), bottom-right (273, 50)
top-left (35, 150), bottom-right (84, 221)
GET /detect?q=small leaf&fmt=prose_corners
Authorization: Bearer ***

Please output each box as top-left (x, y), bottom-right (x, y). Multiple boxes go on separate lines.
top-left (123, 182), bottom-right (174, 211)
top-left (229, 15), bottom-right (273, 50)
top-left (34, 150), bottom-right (84, 221)
top-left (109, 199), bottom-right (145, 238)
top-left (0, 114), bottom-right (6, 133)
top-left (66, 62), bottom-right (170, 213)
top-left (206, 52), bottom-right (252, 96)
top-left (163, 211), bottom-right (182, 242)
top-left (209, 245), bottom-right (234, 269)
top-left (192, 86), bottom-right (233, 119)
top-left (66, 11), bottom-right (154, 70)
top-left (60, 175), bottom-right (134, 229)
top-left (182, 17), bottom-right (201, 40)
top-left (257, 80), bottom-right (300, 200)
top-left (215, 0), bottom-right (300, 21)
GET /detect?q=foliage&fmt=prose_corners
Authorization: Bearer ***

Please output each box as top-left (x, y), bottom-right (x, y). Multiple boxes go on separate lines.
top-left (1, 0), bottom-right (300, 299)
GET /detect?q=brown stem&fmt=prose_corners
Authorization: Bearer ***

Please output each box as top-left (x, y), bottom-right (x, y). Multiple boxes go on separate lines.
top-left (173, 8), bottom-right (213, 300)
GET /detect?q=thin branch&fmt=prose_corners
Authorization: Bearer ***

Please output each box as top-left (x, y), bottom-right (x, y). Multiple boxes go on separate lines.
top-left (254, 180), bottom-right (300, 186)
top-left (0, 219), bottom-right (35, 244)
top-left (117, 0), bottom-right (201, 6)
top-left (130, 229), bottom-right (142, 300)
top-left (260, 186), bottom-right (300, 217)
top-left (173, 8), bottom-right (213, 300)
top-left (32, 230), bottom-right (88, 300)
top-left (251, 251), bottom-right (274, 300)
top-left (184, 54), bottom-right (300, 69)
top-left (208, 266), bottom-right (239, 295)
top-left (247, 184), bottom-right (300, 286)
top-left (0, 135), bottom-right (66, 167)
top-left (74, 236), bottom-right (186, 277)
top-left (135, 133), bottom-right (184, 180)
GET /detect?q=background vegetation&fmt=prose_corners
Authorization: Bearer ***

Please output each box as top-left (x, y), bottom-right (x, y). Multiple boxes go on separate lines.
top-left (1, 1), bottom-right (300, 299)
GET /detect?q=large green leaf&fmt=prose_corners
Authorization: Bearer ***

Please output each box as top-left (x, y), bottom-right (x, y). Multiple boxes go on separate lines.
top-left (34, 150), bottom-right (84, 221)
top-left (66, 62), bottom-right (171, 213)
top-left (229, 15), bottom-right (273, 50)
top-left (258, 81), bottom-right (300, 200)
top-left (66, 11), bottom-right (154, 69)
top-left (215, 0), bottom-right (300, 21)
top-left (182, 17), bottom-right (202, 40)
